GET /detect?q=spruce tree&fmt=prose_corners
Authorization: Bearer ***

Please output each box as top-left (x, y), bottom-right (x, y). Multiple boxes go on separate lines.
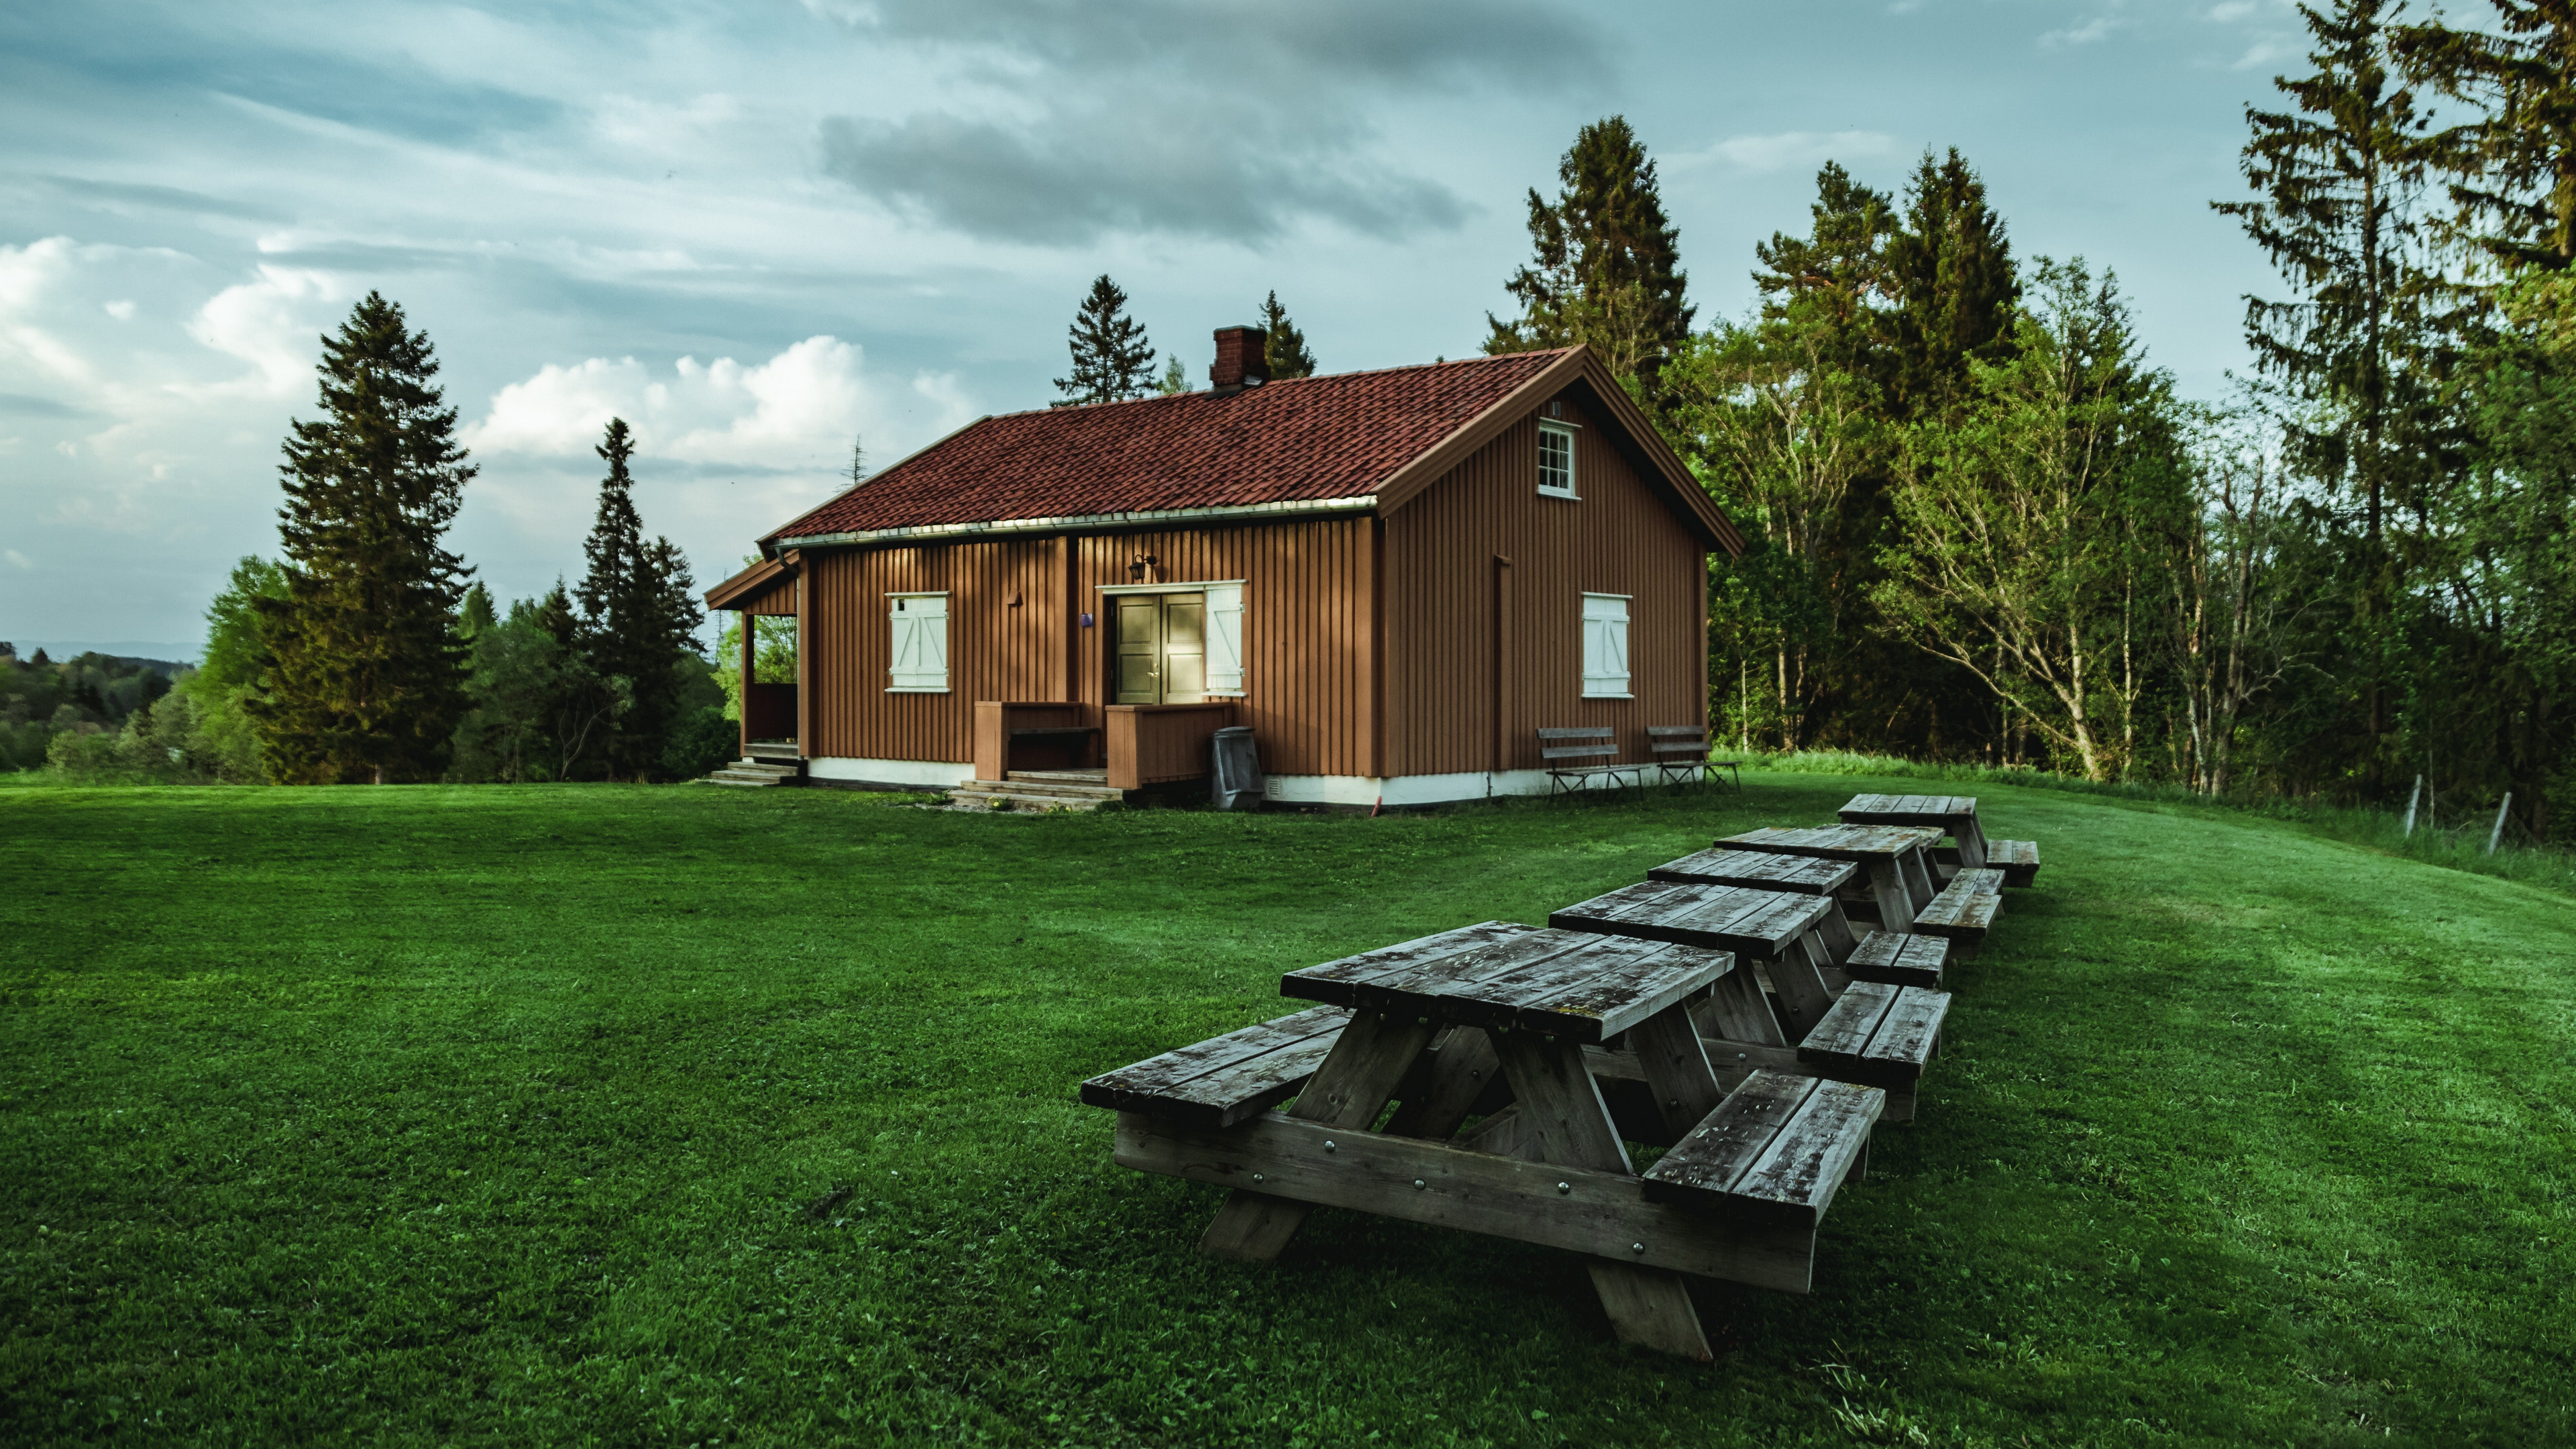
top-left (574, 418), bottom-right (704, 780)
top-left (2397, 3), bottom-right (2576, 270)
top-left (1884, 150), bottom-right (2021, 415)
top-left (2214, 0), bottom-right (2455, 788)
top-left (1053, 275), bottom-right (1157, 406)
top-left (1485, 116), bottom-right (1693, 398)
top-left (250, 292), bottom-right (474, 784)
top-left (1751, 162), bottom-right (1898, 386)
top-left (1260, 291), bottom-right (1317, 378)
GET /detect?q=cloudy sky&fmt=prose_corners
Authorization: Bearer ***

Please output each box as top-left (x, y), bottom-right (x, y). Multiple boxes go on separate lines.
top-left (3, 0), bottom-right (2310, 657)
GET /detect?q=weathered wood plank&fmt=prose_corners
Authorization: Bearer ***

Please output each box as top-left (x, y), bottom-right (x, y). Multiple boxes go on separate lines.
top-left (1637, 1070), bottom-right (1817, 1220)
top-left (1586, 1261), bottom-right (1713, 1360)
top-left (1911, 887), bottom-right (2000, 947)
top-left (1436, 933), bottom-right (1734, 1043)
top-left (1951, 867), bottom-right (2006, 897)
top-left (1550, 881), bottom-right (1827, 959)
top-left (1844, 931), bottom-right (1949, 989)
top-left (1988, 839), bottom-right (2040, 887)
top-left (1383, 1026), bottom-right (1503, 1141)
top-left (1858, 987), bottom-right (1949, 1081)
top-left (1625, 1002), bottom-right (1727, 1142)
top-left (1794, 981), bottom-right (1898, 1064)
top-left (1648, 849), bottom-right (1856, 896)
top-left (1766, 932), bottom-right (1839, 1042)
top-left (1727, 1078), bottom-right (1881, 1227)
top-left (1279, 920), bottom-right (1542, 1006)
top-left (1721, 824), bottom-right (1944, 860)
top-left (1078, 1005), bottom-right (1352, 1128)
top-left (1116, 1110), bottom-right (1822, 1293)
top-left (1490, 1028), bottom-right (1632, 1174)
top-left (1695, 967), bottom-right (1786, 1046)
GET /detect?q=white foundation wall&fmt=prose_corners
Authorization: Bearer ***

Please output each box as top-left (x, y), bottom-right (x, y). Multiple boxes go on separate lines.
top-left (1260, 769), bottom-right (1585, 808)
top-left (808, 757), bottom-right (977, 790)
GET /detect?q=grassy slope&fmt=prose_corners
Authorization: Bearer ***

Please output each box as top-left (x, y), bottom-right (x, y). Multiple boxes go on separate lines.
top-left (1, 776), bottom-right (2569, 1448)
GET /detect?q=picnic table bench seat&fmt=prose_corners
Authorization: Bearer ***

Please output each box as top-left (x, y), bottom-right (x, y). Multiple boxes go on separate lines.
top-left (1079, 1004), bottom-right (1352, 1130)
top-left (1638, 1070), bottom-right (1881, 1228)
top-left (1843, 930), bottom-right (1951, 989)
top-left (1988, 838), bottom-right (2041, 888)
top-left (1910, 869), bottom-right (2003, 951)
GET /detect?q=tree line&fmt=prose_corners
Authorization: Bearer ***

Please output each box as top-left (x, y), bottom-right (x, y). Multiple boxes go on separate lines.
top-left (1475, 2), bottom-right (2576, 841)
top-left (34, 294), bottom-right (729, 785)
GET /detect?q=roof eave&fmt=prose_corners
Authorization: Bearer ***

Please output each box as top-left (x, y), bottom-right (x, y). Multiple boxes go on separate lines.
top-left (775, 492), bottom-right (1381, 551)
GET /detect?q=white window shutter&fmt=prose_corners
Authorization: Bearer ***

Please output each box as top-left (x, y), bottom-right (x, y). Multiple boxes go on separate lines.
top-left (1581, 594), bottom-right (1629, 698)
top-left (888, 594), bottom-right (950, 691)
top-left (1205, 582), bottom-right (1246, 694)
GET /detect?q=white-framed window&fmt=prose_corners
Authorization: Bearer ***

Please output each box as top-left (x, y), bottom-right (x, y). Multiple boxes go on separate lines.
top-left (1538, 419), bottom-right (1578, 498)
top-left (887, 592), bottom-right (949, 692)
top-left (1581, 592), bottom-right (1631, 698)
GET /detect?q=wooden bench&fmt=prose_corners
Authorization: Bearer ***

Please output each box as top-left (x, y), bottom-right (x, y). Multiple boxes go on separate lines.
top-left (1539, 727), bottom-right (1641, 794)
top-left (1988, 838), bottom-right (2041, 888)
top-left (1910, 868), bottom-right (2003, 952)
top-left (1795, 982), bottom-right (1947, 1096)
top-left (1646, 726), bottom-right (1741, 788)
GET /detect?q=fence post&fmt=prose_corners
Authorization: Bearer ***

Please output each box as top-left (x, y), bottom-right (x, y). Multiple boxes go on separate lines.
top-left (2402, 774), bottom-right (2422, 838)
top-left (2487, 792), bottom-right (2513, 857)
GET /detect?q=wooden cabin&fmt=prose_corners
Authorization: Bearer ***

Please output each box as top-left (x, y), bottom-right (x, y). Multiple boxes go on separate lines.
top-left (704, 330), bottom-right (1746, 806)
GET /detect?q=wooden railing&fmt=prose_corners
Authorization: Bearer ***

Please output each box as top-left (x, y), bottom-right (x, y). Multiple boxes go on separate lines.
top-left (973, 701), bottom-right (1099, 782)
top-left (1106, 703), bottom-right (1237, 790)
top-left (744, 682), bottom-right (796, 745)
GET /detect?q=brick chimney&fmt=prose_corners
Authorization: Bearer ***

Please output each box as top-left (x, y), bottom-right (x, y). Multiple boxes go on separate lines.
top-left (1209, 325), bottom-right (1270, 396)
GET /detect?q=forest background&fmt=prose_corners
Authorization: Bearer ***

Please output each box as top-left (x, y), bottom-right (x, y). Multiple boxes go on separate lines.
top-left (4, 0), bottom-right (2570, 841)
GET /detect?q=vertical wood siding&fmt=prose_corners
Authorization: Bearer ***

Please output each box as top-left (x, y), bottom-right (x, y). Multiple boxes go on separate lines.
top-left (803, 517), bottom-right (1372, 775)
top-left (1382, 392), bottom-right (1709, 777)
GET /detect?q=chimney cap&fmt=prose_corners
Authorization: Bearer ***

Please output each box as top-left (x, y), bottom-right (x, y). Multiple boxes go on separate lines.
top-left (1209, 323), bottom-right (1271, 396)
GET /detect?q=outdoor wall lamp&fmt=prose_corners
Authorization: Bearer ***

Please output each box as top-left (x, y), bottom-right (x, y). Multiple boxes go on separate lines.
top-left (1128, 554), bottom-right (1158, 582)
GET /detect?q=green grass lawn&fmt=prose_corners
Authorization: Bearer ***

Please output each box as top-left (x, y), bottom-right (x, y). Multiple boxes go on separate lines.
top-left (3, 776), bottom-right (2570, 1448)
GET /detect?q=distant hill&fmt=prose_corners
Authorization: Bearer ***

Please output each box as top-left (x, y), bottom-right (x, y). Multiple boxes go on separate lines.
top-left (1, 643), bottom-right (199, 669)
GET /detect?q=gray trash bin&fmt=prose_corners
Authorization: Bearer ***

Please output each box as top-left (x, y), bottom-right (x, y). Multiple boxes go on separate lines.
top-left (1210, 726), bottom-right (1263, 811)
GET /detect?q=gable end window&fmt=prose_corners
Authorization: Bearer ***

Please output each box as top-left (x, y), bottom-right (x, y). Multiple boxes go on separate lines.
top-left (1538, 420), bottom-right (1578, 498)
top-left (888, 592), bottom-right (949, 692)
top-left (1580, 592), bottom-right (1631, 699)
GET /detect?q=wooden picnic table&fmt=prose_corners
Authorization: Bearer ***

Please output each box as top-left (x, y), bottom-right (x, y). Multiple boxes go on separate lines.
top-left (1717, 824), bottom-right (1943, 933)
top-left (1544, 880), bottom-right (1842, 1038)
top-left (1087, 921), bottom-right (1884, 1360)
top-left (1836, 794), bottom-right (1989, 869)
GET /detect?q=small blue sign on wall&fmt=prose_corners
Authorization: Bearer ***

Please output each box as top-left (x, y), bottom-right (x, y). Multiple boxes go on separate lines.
top-left (1079, 612), bottom-right (1095, 628)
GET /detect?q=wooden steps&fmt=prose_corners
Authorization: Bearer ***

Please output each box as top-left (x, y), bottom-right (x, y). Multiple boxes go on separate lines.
top-left (702, 755), bottom-right (804, 788)
top-left (949, 769), bottom-right (1124, 813)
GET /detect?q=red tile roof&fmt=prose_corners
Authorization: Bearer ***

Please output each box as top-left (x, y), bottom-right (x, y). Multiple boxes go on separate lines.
top-left (767, 349), bottom-right (1573, 542)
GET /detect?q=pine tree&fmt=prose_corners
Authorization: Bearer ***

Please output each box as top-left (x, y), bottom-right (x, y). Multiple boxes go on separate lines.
top-left (1884, 150), bottom-right (2021, 415)
top-left (1053, 275), bottom-right (1157, 406)
top-left (1260, 291), bottom-right (1317, 378)
top-left (574, 418), bottom-right (704, 780)
top-left (2396, 3), bottom-right (2576, 270)
top-left (1485, 117), bottom-right (1693, 398)
top-left (250, 292), bottom-right (474, 784)
top-left (2213, 0), bottom-right (2455, 790)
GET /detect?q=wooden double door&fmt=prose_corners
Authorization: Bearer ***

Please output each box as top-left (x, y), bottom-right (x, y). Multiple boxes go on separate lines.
top-left (1114, 592), bottom-right (1206, 704)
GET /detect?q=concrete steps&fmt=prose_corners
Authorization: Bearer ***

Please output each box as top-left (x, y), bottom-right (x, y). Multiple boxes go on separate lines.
top-left (949, 769), bottom-right (1124, 813)
top-left (702, 753), bottom-right (804, 788)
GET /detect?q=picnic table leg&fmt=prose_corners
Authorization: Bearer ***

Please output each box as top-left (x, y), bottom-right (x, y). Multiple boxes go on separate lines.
top-left (1198, 1010), bottom-right (1438, 1262)
top-left (1489, 1030), bottom-right (1713, 1361)
top-left (1897, 848), bottom-right (1937, 911)
top-left (1625, 1002), bottom-right (1725, 1142)
top-left (1764, 934), bottom-right (1839, 1041)
top-left (1694, 970), bottom-right (1787, 1046)
top-left (1383, 1026), bottom-right (1503, 1140)
top-left (1812, 899), bottom-right (1859, 963)
top-left (1951, 814), bottom-right (1989, 869)
top-left (1863, 857), bottom-right (1915, 931)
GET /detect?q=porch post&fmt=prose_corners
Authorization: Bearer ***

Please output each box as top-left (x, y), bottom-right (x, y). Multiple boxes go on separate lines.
top-left (788, 549), bottom-right (811, 759)
top-left (737, 610), bottom-right (755, 755)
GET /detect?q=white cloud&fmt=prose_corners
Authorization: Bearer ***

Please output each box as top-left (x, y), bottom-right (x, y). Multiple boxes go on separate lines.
top-left (1674, 130), bottom-right (1899, 175)
top-left (179, 266), bottom-right (348, 400)
top-left (2043, 15), bottom-right (2129, 46)
top-left (464, 335), bottom-right (972, 474)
